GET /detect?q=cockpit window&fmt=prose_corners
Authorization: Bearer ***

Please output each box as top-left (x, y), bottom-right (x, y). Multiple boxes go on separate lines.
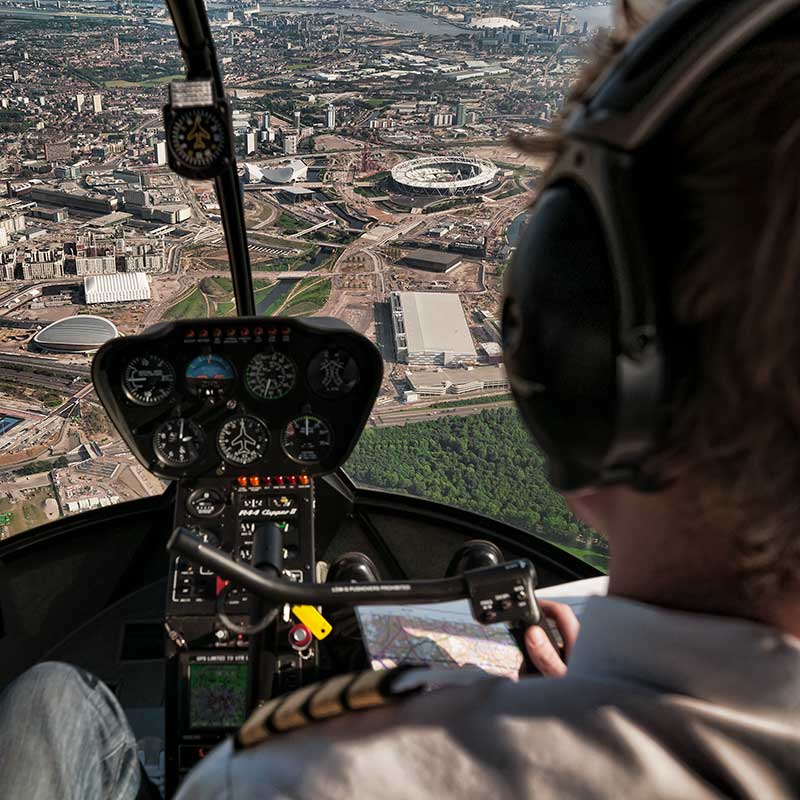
top-left (0, 3), bottom-right (611, 571)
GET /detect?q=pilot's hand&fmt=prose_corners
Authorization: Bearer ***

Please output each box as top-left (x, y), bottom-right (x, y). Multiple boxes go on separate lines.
top-left (524, 601), bottom-right (580, 678)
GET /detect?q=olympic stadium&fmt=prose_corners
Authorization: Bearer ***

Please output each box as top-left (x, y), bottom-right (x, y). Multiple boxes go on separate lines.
top-left (390, 156), bottom-right (499, 197)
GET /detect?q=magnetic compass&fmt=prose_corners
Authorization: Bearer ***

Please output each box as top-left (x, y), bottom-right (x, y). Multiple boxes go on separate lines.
top-left (164, 104), bottom-right (231, 180)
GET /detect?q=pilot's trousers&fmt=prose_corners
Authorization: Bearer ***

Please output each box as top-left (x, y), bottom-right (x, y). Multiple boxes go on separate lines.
top-left (0, 662), bottom-right (143, 800)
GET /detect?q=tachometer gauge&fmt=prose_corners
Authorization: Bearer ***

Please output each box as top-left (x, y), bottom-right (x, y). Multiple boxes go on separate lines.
top-left (282, 415), bottom-right (333, 464)
top-left (307, 347), bottom-right (359, 399)
top-left (122, 355), bottom-right (175, 406)
top-left (185, 354), bottom-right (236, 403)
top-left (153, 418), bottom-right (205, 468)
top-left (245, 352), bottom-right (296, 400)
top-left (217, 416), bottom-right (269, 465)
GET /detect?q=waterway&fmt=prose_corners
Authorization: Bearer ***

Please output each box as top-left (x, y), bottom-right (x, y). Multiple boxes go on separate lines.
top-left (506, 211), bottom-right (532, 248)
top-left (254, 247), bottom-right (331, 314)
top-left (256, 5), bottom-right (466, 36)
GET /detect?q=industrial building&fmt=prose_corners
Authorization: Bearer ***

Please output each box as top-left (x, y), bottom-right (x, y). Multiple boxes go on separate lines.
top-left (390, 291), bottom-right (477, 366)
top-left (33, 315), bottom-right (118, 353)
top-left (401, 249), bottom-right (463, 273)
top-left (84, 272), bottom-right (151, 305)
top-left (405, 365), bottom-right (509, 398)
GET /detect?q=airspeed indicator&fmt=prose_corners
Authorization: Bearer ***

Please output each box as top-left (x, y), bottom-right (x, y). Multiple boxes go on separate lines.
top-left (282, 415), bottom-right (333, 464)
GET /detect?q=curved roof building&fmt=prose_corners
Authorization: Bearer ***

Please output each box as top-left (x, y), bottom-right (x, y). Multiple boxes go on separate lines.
top-left (391, 156), bottom-right (498, 196)
top-left (471, 16), bottom-right (521, 29)
top-left (33, 315), bottom-right (119, 353)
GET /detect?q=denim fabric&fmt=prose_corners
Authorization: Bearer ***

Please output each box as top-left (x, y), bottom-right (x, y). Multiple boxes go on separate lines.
top-left (0, 662), bottom-right (141, 800)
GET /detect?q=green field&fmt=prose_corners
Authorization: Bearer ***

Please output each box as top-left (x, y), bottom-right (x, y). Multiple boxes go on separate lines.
top-left (104, 73), bottom-right (183, 88)
top-left (282, 278), bottom-right (331, 316)
top-left (164, 287), bottom-right (206, 320)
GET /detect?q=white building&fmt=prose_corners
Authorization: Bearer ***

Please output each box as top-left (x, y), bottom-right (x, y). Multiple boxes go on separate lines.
top-left (245, 130), bottom-right (257, 155)
top-left (75, 93), bottom-right (85, 113)
top-left (154, 141), bottom-right (167, 166)
top-left (92, 94), bottom-right (103, 114)
top-left (390, 291), bottom-right (477, 366)
top-left (260, 111), bottom-right (271, 130)
top-left (326, 104), bottom-right (336, 129)
top-left (283, 134), bottom-right (298, 155)
top-left (406, 365), bottom-right (509, 397)
top-left (84, 272), bottom-right (151, 304)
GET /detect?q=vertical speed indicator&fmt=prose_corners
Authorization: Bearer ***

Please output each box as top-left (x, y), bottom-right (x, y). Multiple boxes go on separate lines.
top-left (282, 415), bottom-right (333, 464)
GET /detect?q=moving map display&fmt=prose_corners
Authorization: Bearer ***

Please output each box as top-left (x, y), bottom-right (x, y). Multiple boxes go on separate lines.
top-left (188, 661), bottom-right (248, 729)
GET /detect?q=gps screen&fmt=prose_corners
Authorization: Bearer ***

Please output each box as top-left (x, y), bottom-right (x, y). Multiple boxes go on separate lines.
top-left (188, 662), bottom-right (248, 729)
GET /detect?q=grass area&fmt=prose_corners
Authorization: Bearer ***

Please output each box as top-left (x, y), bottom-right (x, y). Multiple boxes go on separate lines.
top-left (104, 73), bottom-right (183, 88)
top-left (363, 98), bottom-right (391, 108)
top-left (277, 212), bottom-right (307, 235)
top-left (253, 281), bottom-right (278, 305)
top-left (164, 287), bottom-right (206, 320)
top-left (282, 278), bottom-right (331, 316)
top-left (430, 393), bottom-right (514, 410)
top-left (560, 546), bottom-right (609, 573)
top-left (200, 276), bottom-right (233, 297)
top-left (216, 301), bottom-right (235, 315)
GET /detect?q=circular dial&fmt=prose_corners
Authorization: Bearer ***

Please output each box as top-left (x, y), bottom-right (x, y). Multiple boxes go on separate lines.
top-left (122, 354), bottom-right (175, 406)
top-left (185, 354), bottom-right (236, 403)
top-left (168, 107), bottom-right (228, 171)
top-left (245, 352), bottom-right (296, 400)
top-left (153, 418), bottom-right (205, 468)
top-left (187, 488), bottom-right (225, 519)
top-left (282, 415), bottom-right (334, 464)
top-left (307, 347), bottom-right (359, 399)
top-left (217, 416), bottom-right (269, 465)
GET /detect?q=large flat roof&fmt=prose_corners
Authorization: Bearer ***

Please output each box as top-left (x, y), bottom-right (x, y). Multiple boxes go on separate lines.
top-left (394, 291), bottom-right (476, 357)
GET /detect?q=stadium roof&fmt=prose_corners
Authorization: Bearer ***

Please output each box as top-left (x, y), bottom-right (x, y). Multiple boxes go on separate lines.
top-left (262, 160), bottom-right (308, 184)
top-left (395, 292), bottom-right (476, 358)
top-left (33, 315), bottom-right (118, 352)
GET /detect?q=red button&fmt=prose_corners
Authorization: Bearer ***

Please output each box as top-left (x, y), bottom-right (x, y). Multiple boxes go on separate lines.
top-left (216, 577), bottom-right (229, 596)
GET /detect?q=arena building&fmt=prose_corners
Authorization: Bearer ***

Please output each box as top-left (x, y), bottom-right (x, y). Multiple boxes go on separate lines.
top-left (84, 272), bottom-right (151, 305)
top-left (390, 291), bottom-right (477, 366)
top-left (390, 156), bottom-right (498, 197)
top-left (33, 315), bottom-right (118, 353)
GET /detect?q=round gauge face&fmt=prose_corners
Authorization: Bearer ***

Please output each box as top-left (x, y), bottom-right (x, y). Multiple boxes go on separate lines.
top-left (307, 347), bottom-right (360, 399)
top-left (185, 354), bottom-right (236, 403)
top-left (122, 354), bottom-right (175, 406)
top-left (153, 418), bottom-right (205, 468)
top-left (282, 415), bottom-right (334, 464)
top-left (186, 488), bottom-right (225, 519)
top-left (217, 416), bottom-right (270, 466)
top-left (168, 107), bottom-right (228, 171)
top-left (245, 352), bottom-right (296, 400)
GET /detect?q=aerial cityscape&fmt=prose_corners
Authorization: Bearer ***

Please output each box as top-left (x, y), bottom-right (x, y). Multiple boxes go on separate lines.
top-left (0, 0), bottom-right (610, 563)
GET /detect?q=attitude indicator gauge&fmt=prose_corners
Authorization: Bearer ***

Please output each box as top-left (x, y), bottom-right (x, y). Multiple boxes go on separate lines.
top-left (122, 355), bottom-right (176, 406)
top-left (153, 418), bottom-right (205, 468)
top-left (217, 416), bottom-right (269, 466)
top-left (282, 415), bottom-right (333, 464)
top-left (245, 352), bottom-right (296, 400)
top-left (185, 354), bottom-right (236, 403)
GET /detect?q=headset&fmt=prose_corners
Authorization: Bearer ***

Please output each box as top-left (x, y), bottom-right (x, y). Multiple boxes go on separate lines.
top-left (502, 0), bottom-right (800, 492)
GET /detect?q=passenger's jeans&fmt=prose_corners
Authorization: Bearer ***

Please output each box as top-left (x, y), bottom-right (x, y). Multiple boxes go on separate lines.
top-left (0, 661), bottom-right (142, 800)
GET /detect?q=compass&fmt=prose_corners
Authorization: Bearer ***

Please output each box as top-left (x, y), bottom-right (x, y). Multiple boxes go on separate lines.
top-left (164, 103), bottom-right (231, 180)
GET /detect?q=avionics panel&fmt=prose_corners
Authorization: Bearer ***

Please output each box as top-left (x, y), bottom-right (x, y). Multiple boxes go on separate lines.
top-left (92, 316), bottom-right (382, 480)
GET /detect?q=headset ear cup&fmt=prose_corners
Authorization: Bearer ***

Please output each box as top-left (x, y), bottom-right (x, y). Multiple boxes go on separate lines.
top-left (502, 185), bottom-right (619, 490)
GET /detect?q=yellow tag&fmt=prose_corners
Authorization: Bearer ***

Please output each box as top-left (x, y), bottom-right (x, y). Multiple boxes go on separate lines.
top-left (292, 605), bottom-right (332, 640)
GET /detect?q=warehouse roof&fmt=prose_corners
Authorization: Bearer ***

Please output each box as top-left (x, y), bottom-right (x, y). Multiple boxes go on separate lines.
top-left (84, 272), bottom-right (150, 304)
top-left (394, 291), bottom-right (476, 358)
top-left (407, 365), bottom-right (507, 391)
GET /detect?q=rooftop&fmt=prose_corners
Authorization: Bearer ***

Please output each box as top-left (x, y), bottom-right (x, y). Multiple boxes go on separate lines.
top-left (393, 291), bottom-right (476, 358)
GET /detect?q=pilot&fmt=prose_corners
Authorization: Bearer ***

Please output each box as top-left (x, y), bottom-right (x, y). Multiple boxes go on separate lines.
top-left (3, 0), bottom-right (800, 797)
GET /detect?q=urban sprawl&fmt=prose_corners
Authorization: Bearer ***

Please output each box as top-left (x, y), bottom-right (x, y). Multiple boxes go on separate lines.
top-left (0, 0), bottom-right (609, 537)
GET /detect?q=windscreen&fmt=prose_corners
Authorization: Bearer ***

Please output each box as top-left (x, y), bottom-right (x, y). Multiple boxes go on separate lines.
top-left (0, 1), bottom-right (609, 570)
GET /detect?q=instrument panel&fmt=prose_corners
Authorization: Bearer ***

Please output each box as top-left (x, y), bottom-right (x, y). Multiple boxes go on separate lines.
top-left (93, 316), bottom-right (383, 479)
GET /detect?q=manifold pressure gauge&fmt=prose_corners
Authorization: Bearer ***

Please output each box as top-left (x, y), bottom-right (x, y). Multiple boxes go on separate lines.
top-left (163, 80), bottom-right (233, 180)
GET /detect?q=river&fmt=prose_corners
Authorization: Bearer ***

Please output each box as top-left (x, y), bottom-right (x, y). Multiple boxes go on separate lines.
top-left (255, 5), bottom-right (466, 36)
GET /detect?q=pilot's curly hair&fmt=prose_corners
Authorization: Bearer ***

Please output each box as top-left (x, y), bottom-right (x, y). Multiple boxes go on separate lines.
top-left (517, 7), bottom-right (800, 599)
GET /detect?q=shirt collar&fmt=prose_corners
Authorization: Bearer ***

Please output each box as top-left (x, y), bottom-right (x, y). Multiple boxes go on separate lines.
top-left (568, 596), bottom-right (800, 710)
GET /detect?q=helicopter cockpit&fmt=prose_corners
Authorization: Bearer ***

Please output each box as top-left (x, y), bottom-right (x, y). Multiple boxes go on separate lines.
top-left (0, 1), bottom-right (604, 796)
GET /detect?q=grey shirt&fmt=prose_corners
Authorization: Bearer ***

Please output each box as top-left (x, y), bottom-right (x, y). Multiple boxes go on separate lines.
top-left (177, 596), bottom-right (800, 799)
